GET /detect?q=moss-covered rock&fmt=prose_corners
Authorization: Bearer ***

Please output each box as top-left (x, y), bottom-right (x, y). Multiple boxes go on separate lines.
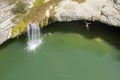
top-left (11, 0), bottom-right (120, 38)
top-left (11, 0), bottom-right (60, 37)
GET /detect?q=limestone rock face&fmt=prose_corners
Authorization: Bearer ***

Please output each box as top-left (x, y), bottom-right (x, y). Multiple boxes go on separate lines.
top-left (114, 0), bottom-right (120, 11)
top-left (0, 0), bottom-right (120, 45)
top-left (54, 0), bottom-right (120, 26)
top-left (0, 1), bottom-right (15, 45)
top-left (0, 0), bottom-right (34, 45)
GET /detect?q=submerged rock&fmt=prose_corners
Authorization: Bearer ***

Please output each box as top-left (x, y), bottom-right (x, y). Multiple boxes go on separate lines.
top-left (0, 0), bottom-right (120, 45)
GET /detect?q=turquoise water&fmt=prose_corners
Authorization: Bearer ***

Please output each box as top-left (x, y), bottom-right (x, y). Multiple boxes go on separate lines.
top-left (0, 21), bottom-right (120, 80)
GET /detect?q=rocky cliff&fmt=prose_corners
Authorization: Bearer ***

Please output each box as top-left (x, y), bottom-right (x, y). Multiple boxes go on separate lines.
top-left (0, 0), bottom-right (120, 45)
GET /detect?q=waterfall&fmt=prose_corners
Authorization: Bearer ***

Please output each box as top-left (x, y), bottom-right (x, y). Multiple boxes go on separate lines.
top-left (26, 23), bottom-right (42, 52)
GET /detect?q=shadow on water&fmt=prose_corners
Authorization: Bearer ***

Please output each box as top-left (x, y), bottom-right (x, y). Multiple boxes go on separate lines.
top-left (41, 20), bottom-right (120, 50)
top-left (0, 34), bottom-right (26, 50)
top-left (0, 21), bottom-right (120, 51)
top-left (0, 39), bottom-right (15, 49)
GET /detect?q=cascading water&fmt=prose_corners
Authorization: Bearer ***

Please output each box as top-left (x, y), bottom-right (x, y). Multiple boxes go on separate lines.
top-left (26, 23), bottom-right (42, 52)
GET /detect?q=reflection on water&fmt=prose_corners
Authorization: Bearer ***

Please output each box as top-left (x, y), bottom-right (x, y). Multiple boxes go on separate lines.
top-left (0, 21), bottom-right (120, 80)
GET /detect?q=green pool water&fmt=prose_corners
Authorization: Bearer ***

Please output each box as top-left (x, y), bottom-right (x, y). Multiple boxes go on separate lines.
top-left (0, 21), bottom-right (120, 80)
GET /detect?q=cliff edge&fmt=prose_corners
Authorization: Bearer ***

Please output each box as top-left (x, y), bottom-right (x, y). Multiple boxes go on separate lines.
top-left (0, 0), bottom-right (120, 45)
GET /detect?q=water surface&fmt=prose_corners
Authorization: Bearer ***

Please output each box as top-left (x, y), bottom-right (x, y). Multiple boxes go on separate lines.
top-left (0, 21), bottom-right (120, 80)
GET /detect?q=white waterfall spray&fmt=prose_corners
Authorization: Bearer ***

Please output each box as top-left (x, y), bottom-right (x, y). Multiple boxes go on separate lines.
top-left (26, 23), bottom-right (42, 52)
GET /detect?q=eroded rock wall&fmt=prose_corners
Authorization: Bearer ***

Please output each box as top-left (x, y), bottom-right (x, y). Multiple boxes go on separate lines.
top-left (54, 0), bottom-right (120, 26)
top-left (0, 0), bottom-right (35, 45)
top-left (0, 0), bottom-right (120, 45)
top-left (0, 1), bottom-right (15, 45)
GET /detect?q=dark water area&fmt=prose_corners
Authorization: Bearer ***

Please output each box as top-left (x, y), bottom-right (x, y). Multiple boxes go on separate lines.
top-left (42, 20), bottom-right (120, 50)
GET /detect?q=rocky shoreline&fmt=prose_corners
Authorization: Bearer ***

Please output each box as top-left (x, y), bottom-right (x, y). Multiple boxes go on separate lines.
top-left (0, 0), bottom-right (120, 45)
top-left (0, 1), bottom-right (15, 45)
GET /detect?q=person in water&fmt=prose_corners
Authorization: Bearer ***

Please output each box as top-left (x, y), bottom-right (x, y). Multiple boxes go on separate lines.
top-left (84, 21), bottom-right (91, 30)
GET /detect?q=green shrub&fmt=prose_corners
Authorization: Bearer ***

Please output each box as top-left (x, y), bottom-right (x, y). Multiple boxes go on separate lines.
top-left (12, 1), bottom-right (27, 14)
top-left (9, 0), bottom-right (18, 4)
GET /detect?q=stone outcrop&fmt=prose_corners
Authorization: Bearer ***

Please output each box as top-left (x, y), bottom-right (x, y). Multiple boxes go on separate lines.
top-left (0, 1), bottom-right (15, 45)
top-left (0, 0), bottom-right (120, 45)
top-left (54, 0), bottom-right (120, 26)
top-left (0, 0), bottom-right (34, 45)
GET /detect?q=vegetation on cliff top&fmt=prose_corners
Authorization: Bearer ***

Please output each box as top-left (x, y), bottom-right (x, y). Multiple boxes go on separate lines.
top-left (12, 0), bottom-right (27, 14)
top-left (11, 0), bottom-right (86, 38)
top-left (11, 0), bottom-right (44, 38)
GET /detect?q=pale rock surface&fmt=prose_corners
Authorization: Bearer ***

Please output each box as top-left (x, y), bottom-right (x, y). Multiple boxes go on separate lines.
top-left (0, 1), bottom-right (15, 45)
top-left (55, 0), bottom-right (120, 26)
top-left (44, 0), bottom-right (50, 3)
top-left (26, 0), bottom-right (35, 8)
top-left (0, 0), bottom-right (35, 45)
